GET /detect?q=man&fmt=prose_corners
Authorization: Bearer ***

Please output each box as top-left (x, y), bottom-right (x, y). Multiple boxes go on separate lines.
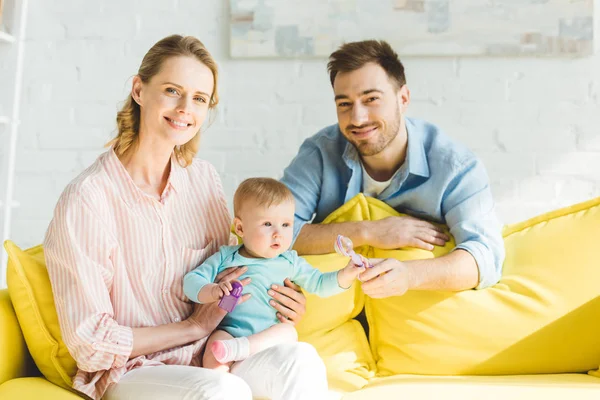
top-left (281, 40), bottom-right (505, 298)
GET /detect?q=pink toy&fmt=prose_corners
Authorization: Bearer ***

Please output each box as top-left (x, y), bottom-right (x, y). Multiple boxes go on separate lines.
top-left (218, 281), bottom-right (243, 312)
top-left (334, 235), bottom-right (371, 268)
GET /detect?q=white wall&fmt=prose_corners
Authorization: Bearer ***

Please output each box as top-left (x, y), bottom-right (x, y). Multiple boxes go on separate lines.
top-left (3, 0), bottom-right (600, 249)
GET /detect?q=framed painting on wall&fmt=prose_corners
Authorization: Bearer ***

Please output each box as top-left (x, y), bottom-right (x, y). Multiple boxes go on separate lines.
top-left (229, 0), bottom-right (596, 58)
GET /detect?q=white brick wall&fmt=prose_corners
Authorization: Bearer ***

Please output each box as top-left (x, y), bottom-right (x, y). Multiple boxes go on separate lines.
top-left (2, 0), bottom-right (600, 249)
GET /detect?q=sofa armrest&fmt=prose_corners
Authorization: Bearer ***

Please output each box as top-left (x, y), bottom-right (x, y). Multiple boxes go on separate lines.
top-left (0, 289), bottom-right (27, 385)
top-left (0, 377), bottom-right (83, 399)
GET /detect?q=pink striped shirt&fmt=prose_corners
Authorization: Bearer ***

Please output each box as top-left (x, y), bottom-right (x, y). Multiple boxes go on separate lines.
top-left (44, 150), bottom-right (232, 400)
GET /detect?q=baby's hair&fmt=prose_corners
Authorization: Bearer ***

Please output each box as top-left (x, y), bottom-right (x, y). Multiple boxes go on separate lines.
top-left (233, 178), bottom-right (294, 217)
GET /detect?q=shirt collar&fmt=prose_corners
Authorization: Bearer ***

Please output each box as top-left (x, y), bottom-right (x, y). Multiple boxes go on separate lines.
top-left (104, 148), bottom-right (184, 207)
top-left (341, 117), bottom-right (430, 179)
top-left (166, 153), bottom-right (185, 194)
top-left (405, 118), bottom-right (430, 178)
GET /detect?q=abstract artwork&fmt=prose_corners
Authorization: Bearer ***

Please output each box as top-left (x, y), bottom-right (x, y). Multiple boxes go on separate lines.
top-left (229, 0), bottom-right (595, 57)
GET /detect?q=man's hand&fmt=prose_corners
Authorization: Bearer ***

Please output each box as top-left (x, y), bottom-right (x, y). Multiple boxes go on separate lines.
top-left (369, 216), bottom-right (449, 250)
top-left (268, 278), bottom-right (306, 325)
top-left (359, 258), bottom-right (413, 298)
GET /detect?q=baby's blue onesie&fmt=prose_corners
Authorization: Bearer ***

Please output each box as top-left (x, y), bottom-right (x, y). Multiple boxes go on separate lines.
top-left (183, 244), bottom-right (346, 337)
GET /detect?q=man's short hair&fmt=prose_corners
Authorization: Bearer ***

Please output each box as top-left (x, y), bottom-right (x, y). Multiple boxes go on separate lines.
top-left (233, 178), bottom-right (294, 217)
top-left (327, 40), bottom-right (406, 90)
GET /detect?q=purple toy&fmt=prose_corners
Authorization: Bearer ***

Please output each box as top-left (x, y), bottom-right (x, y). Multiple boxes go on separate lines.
top-left (334, 235), bottom-right (372, 268)
top-left (218, 281), bottom-right (243, 313)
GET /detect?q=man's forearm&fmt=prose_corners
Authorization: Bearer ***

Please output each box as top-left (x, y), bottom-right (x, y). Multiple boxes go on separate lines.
top-left (406, 249), bottom-right (479, 291)
top-left (293, 221), bottom-right (370, 255)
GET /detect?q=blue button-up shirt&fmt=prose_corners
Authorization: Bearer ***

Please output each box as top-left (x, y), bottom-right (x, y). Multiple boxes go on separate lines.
top-left (281, 117), bottom-right (505, 289)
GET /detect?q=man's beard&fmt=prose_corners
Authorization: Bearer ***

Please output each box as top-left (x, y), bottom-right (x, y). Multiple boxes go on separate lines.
top-left (348, 108), bottom-right (401, 157)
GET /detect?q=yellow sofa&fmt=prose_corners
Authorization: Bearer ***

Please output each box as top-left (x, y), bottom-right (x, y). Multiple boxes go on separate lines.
top-left (1, 194), bottom-right (600, 399)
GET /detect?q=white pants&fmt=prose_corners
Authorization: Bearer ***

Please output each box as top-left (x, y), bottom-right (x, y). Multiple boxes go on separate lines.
top-left (104, 342), bottom-right (329, 400)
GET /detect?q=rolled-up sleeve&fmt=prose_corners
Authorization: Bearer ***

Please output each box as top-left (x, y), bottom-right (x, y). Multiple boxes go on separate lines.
top-left (281, 140), bottom-right (324, 243)
top-left (442, 158), bottom-right (505, 289)
top-left (44, 190), bottom-right (133, 372)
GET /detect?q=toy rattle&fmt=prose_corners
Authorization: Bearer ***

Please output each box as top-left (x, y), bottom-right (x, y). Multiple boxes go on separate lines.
top-left (334, 235), bottom-right (371, 268)
top-left (218, 280), bottom-right (243, 312)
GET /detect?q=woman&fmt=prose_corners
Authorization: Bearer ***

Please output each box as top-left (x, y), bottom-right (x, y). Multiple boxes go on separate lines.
top-left (44, 35), bottom-right (327, 400)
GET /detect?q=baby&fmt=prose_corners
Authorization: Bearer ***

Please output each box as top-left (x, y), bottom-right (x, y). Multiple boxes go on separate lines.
top-left (183, 177), bottom-right (364, 368)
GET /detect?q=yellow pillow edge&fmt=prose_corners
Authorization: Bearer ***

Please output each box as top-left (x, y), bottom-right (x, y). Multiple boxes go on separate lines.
top-left (364, 196), bottom-right (399, 217)
top-left (363, 292), bottom-right (381, 365)
top-left (364, 193), bottom-right (600, 244)
top-left (319, 193), bottom-right (371, 318)
top-left (347, 318), bottom-right (377, 376)
top-left (322, 193), bottom-right (371, 224)
top-left (3, 240), bottom-right (73, 388)
top-left (326, 320), bottom-right (375, 394)
top-left (503, 196), bottom-right (600, 237)
top-left (327, 196), bottom-right (389, 365)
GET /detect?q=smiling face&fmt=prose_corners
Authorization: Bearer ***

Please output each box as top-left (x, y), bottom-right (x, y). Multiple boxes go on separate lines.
top-left (234, 199), bottom-right (295, 259)
top-left (133, 55), bottom-right (214, 148)
top-left (333, 62), bottom-right (409, 156)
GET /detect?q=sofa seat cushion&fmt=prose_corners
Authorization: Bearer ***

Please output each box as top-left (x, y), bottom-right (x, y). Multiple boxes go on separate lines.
top-left (341, 374), bottom-right (600, 399)
top-left (0, 289), bottom-right (27, 385)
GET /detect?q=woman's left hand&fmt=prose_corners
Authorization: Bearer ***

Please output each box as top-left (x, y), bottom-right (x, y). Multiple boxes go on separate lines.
top-left (268, 278), bottom-right (306, 325)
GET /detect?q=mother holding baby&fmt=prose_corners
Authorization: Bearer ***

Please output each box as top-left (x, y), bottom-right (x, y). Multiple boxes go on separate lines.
top-left (43, 35), bottom-right (327, 400)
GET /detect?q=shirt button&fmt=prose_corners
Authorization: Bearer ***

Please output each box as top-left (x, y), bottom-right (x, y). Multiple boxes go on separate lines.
top-left (174, 317), bottom-right (181, 322)
top-left (92, 342), bottom-right (98, 350)
top-left (162, 288), bottom-right (169, 294)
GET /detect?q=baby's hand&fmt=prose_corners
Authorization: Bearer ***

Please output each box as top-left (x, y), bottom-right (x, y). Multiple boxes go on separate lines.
top-left (337, 259), bottom-right (367, 289)
top-left (211, 281), bottom-right (234, 301)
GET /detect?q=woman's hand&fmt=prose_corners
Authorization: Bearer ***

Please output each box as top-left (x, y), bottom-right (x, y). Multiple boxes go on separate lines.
top-left (185, 267), bottom-right (252, 339)
top-left (184, 302), bottom-right (227, 341)
top-left (268, 278), bottom-right (306, 325)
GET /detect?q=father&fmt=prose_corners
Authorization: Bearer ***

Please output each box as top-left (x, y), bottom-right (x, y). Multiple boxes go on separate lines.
top-left (281, 40), bottom-right (505, 298)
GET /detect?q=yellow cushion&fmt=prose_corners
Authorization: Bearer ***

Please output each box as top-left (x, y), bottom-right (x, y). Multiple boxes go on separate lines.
top-left (295, 195), bottom-right (380, 387)
top-left (295, 195), bottom-right (371, 338)
top-left (0, 377), bottom-right (83, 400)
top-left (364, 195), bottom-right (600, 376)
top-left (4, 241), bottom-right (77, 391)
top-left (342, 374), bottom-right (600, 400)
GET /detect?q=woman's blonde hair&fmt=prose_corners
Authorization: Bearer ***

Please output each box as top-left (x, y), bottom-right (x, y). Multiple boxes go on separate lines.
top-left (108, 34), bottom-right (219, 167)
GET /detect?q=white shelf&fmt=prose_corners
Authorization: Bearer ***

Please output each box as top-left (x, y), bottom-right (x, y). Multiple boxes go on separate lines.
top-left (0, 200), bottom-right (20, 208)
top-left (1, 0), bottom-right (29, 288)
top-left (0, 31), bottom-right (15, 43)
